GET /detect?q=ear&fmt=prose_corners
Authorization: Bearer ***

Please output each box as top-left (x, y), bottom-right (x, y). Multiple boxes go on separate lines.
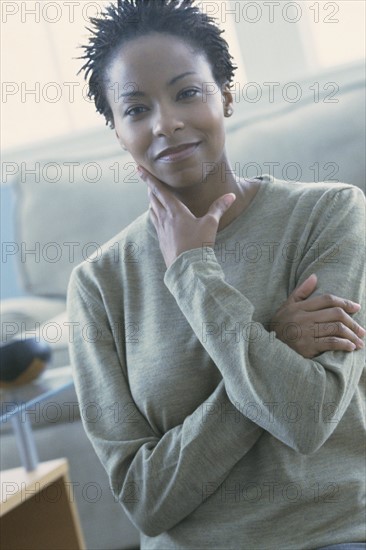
top-left (115, 129), bottom-right (127, 151)
top-left (222, 83), bottom-right (234, 117)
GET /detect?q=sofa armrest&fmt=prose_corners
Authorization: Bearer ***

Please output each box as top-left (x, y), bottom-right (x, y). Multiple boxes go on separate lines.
top-left (1, 297), bottom-right (66, 343)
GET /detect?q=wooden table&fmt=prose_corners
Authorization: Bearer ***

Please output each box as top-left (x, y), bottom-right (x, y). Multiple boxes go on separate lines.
top-left (1, 458), bottom-right (86, 549)
top-left (1, 366), bottom-right (86, 549)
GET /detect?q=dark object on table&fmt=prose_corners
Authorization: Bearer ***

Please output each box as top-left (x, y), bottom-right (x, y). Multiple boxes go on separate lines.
top-left (0, 338), bottom-right (52, 388)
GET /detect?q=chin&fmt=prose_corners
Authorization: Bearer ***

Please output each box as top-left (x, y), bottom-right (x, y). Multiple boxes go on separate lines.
top-left (156, 165), bottom-right (207, 189)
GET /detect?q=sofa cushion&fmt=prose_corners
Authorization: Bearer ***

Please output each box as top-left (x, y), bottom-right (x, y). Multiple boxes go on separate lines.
top-left (1, 297), bottom-right (66, 342)
top-left (227, 80), bottom-right (365, 189)
top-left (13, 157), bottom-right (149, 298)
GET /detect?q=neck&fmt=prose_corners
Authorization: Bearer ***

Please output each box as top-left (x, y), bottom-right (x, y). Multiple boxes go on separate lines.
top-left (166, 160), bottom-right (251, 231)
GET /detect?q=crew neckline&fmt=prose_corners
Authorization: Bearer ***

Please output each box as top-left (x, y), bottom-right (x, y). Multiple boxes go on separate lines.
top-left (215, 174), bottom-right (273, 240)
top-left (145, 174), bottom-right (274, 241)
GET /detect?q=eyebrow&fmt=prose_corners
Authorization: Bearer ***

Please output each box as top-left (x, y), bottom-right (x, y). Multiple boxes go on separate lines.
top-left (118, 72), bottom-right (197, 99)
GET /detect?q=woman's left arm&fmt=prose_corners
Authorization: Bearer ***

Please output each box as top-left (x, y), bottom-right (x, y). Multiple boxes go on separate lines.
top-left (142, 168), bottom-right (365, 455)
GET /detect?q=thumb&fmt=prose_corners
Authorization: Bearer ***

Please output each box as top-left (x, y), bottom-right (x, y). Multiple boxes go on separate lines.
top-left (288, 273), bottom-right (318, 303)
top-left (207, 193), bottom-right (236, 222)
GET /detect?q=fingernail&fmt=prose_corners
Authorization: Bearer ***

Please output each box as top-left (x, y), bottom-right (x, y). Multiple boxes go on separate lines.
top-left (225, 193), bottom-right (236, 206)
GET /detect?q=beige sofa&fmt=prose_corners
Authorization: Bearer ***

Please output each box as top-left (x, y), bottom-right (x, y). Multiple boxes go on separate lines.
top-left (1, 60), bottom-right (365, 550)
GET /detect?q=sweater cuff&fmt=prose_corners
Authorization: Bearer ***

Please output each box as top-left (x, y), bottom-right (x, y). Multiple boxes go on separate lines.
top-left (164, 246), bottom-right (223, 295)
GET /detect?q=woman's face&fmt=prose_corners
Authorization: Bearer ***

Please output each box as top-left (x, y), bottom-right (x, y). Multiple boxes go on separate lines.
top-left (105, 33), bottom-right (233, 189)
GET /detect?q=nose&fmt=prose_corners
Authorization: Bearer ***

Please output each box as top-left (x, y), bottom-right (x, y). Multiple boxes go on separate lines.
top-left (152, 104), bottom-right (184, 137)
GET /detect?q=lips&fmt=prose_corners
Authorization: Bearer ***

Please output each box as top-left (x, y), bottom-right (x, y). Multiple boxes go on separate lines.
top-left (155, 142), bottom-right (201, 162)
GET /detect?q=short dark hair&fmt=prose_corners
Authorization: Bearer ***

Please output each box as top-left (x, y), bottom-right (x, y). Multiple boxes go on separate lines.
top-left (77, 0), bottom-right (237, 129)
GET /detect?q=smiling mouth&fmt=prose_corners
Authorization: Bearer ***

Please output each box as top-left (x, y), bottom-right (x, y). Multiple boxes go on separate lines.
top-left (155, 142), bottom-right (201, 163)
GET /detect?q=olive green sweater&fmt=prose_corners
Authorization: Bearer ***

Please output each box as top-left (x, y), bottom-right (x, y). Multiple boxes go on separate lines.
top-left (67, 175), bottom-right (365, 549)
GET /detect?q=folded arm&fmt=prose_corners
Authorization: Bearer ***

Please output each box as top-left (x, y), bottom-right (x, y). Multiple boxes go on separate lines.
top-left (163, 187), bottom-right (365, 455)
top-left (67, 271), bottom-right (262, 537)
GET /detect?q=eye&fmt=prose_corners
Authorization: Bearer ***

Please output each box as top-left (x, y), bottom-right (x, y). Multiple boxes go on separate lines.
top-left (125, 105), bottom-right (148, 117)
top-left (178, 88), bottom-right (200, 100)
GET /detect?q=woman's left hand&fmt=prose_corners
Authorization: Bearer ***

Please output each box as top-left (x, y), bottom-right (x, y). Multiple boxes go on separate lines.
top-left (269, 274), bottom-right (365, 357)
top-left (138, 166), bottom-right (236, 269)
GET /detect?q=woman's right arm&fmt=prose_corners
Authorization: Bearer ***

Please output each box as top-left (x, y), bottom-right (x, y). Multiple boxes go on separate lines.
top-left (66, 269), bottom-right (262, 538)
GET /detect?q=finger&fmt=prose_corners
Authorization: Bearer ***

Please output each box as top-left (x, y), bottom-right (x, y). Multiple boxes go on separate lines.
top-left (304, 307), bottom-right (366, 340)
top-left (205, 193), bottom-right (236, 223)
top-left (288, 274), bottom-right (318, 303)
top-left (148, 187), bottom-right (165, 215)
top-left (308, 308), bottom-right (366, 335)
top-left (148, 204), bottom-right (159, 231)
top-left (314, 336), bottom-right (358, 354)
top-left (299, 293), bottom-right (362, 314)
top-left (138, 166), bottom-right (180, 212)
top-left (138, 166), bottom-right (168, 207)
top-left (313, 321), bottom-right (365, 348)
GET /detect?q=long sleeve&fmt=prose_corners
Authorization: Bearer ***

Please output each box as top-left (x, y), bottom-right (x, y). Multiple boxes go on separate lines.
top-left (66, 270), bottom-right (263, 537)
top-left (163, 186), bottom-right (365, 456)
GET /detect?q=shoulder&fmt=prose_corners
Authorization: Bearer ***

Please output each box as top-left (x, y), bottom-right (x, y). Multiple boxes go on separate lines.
top-left (263, 172), bottom-right (363, 196)
top-left (67, 210), bottom-right (153, 297)
top-left (260, 173), bottom-right (365, 214)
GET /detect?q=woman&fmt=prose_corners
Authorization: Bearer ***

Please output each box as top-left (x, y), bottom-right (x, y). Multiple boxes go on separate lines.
top-left (67, 1), bottom-right (365, 548)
